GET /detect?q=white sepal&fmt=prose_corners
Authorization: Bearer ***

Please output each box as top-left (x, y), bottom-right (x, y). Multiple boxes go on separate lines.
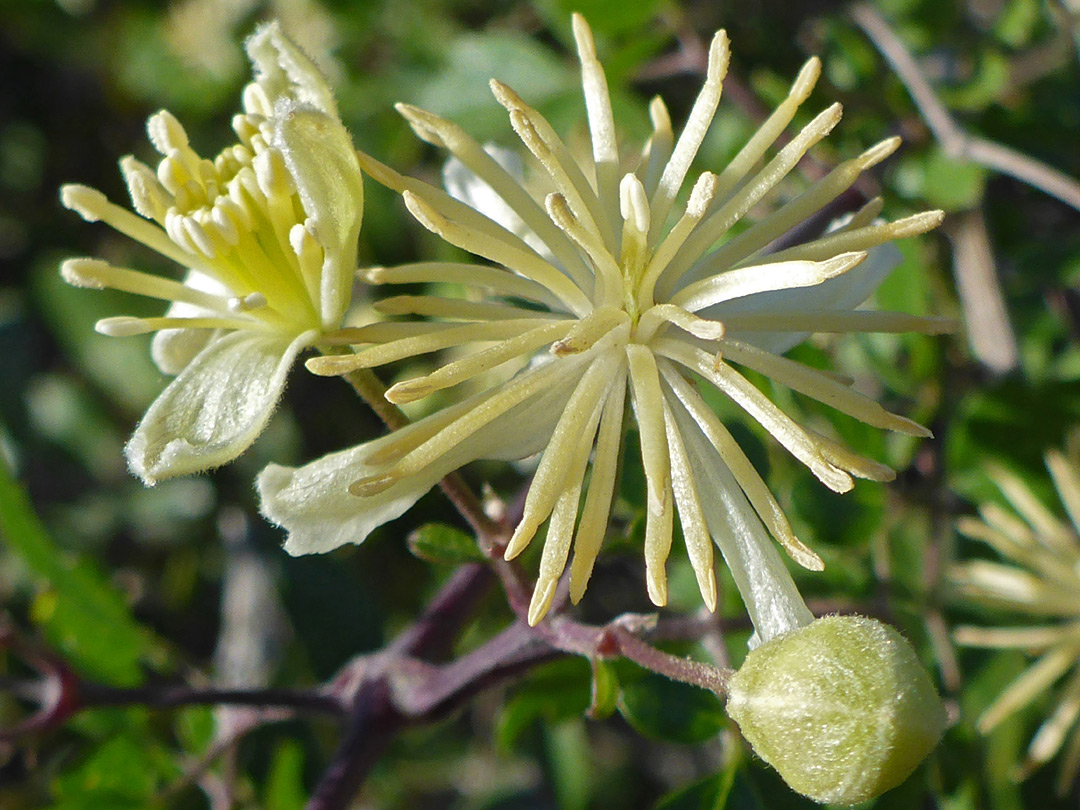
top-left (667, 395), bottom-right (814, 646)
top-left (127, 328), bottom-right (315, 484)
top-left (712, 241), bottom-right (902, 355)
top-left (245, 21), bottom-right (337, 116)
top-left (273, 99), bottom-right (363, 328)
top-left (259, 363), bottom-right (580, 555)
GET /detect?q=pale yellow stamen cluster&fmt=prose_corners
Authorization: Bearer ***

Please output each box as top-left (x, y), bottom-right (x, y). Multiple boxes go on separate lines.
top-left (288, 14), bottom-right (947, 631)
top-left (61, 87), bottom-right (330, 343)
top-left (952, 443), bottom-right (1080, 791)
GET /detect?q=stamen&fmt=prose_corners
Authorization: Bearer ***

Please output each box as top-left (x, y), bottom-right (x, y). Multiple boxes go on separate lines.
top-left (568, 369), bottom-right (627, 603)
top-left (841, 197), bottom-right (886, 231)
top-left (395, 103), bottom-right (594, 289)
top-left (760, 210), bottom-right (944, 265)
top-left (402, 190), bottom-right (593, 315)
top-left (637, 171), bottom-right (719, 307)
top-left (649, 29), bottom-right (730, 242)
top-left (363, 263), bottom-right (561, 308)
top-left (698, 137), bottom-right (901, 271)
top-left (505, 357), bottom-right (612, 560)
top-left (385, 320), bottom-right (576, 404)
top-left (627, 344), bottom-right (670, 517)
top-left (635, 303), bottom-right (725, 345)
top-left (639, 97), bottom-right (674, 197)
top-left (550, 306), bottom-right (630, 356)
top-left (662, 397), bottom-right (717, 610)
top-left (491, 79), bottom-right (616, 250)
top-left (659, 361), bottom-right (822, 570)
top-left (713, 56), bottom-right (821, 201)
top-left (721, 310), bottom-right (956, 335)
top-left (1046, 450), bottom-right (1080, 539)
top-left (545, 192), bottom-right (622, 306)
top-left (350, 358), bottom-right (580, 496)
top-left (721, 338), bottom-right (931, 436)
top-left (655, 339), bottom-right (854, 493)
top-left (60, 184), bottom-right (202, 270)
top-left (147, 110), bottom-right (190, 154)
top-left (95, 314), bottom-right (257, 336)
top-left (376, 294), bottom-right (573, 322)
top-left (571, 13), bottom-right (621, 238)
top-left (307, 319), bottom-right (555, 375)
top-left (527, 382), bottom-right (605, 625)
top-left (809, 427), bottom-right (896, 481)
top-left (61, 258), bottom-right (230, 311)
top-left (120, 156), bottom-right (170, 222)
top-left (671, 252), bottom-right (865, 313)
top-left (659, 103), bottom-right (844, 295)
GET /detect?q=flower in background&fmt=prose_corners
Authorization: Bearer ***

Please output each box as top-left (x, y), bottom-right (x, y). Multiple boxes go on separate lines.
top-left (260, 14), bottom-right (948, 632)
top-left (61, 22), bottom-right (363, 485)
top-left (952, 437), bottom-right (1080, 792)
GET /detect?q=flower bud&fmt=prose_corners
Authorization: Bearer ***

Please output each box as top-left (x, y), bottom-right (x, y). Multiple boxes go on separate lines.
top-left (726, 615), bottom-right (946, 805)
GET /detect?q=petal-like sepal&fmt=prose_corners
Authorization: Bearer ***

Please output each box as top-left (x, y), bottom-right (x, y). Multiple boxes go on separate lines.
top-left (274, 101), bottom-right (363, 328)
top-left (715, 241), bottom-right (902, 355)
top-left (260, 364), bottom-right (580, 555)
top-left (127, 329), bottom-right (315, 484)
top-left (245, 21), bottom-right (337, 116)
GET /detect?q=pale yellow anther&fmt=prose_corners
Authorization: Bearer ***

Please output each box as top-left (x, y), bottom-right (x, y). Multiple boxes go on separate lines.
top-left (210, 203), bottom-right (241, 246)
top-left (147, 110), bottom-right (190, 154)
top-left (61, 184), bottom-right (108, 223)
top-left (686, 172), bottom-right (719, 218)
top-left (242, 82), bottom-right (273, 118)
top-left (254, 148), bottom-right (293, 200)
top-left (620, 174), bottom-right (650, 236)
top-left (120, 157), bottom-right (170, 222)
top-left (791, 56), bottom-right (822, 102)
top-left (859, 136), bottom-right (902, 169)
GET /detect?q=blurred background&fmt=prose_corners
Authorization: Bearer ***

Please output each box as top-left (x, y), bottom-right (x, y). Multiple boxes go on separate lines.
top-left (1, 0), bottom-right (1080, 807)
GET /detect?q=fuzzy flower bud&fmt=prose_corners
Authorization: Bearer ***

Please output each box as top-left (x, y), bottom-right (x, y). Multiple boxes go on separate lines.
top-left (726, 615), bottom-right (946, 804)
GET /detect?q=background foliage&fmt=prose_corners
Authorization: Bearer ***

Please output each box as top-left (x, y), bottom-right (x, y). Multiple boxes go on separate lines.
top-left (1, 0), bottom-right (1079, 807)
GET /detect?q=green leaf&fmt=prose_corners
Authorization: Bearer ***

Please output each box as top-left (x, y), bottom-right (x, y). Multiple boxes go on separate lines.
top-left (407, 522), bottom-right (485, 565)
top-left (51, 734), bottom-right (178, 808)
top-left (618, 673), bottom-right (726, 744)
top-left (0, 456), bottom-right (154, 684)
top-left (898, 147), bottom-right (987, 212)
top-left (497, 659), bottom-right (592, 750)
top-left (587, 657), bottom-right (619, 719)
top-left (543, 718), bottom-right (592, 810)
top-left (655, 765), bottom-right (763, 810)
top-left (265, 741), bottom-right (309, 810)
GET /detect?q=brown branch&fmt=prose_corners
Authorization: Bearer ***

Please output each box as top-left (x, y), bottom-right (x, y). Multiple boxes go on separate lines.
top-left (946, 208), bottom-right (1019, 374)
top-left (850, 2), bottom-right (1080, 213)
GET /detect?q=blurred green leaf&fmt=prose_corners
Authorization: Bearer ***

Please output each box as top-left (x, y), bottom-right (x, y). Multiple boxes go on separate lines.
top-left (407, 522), bottom-right (485, 565)
top-left (993, 0), bottom-right (1041, 46)
top-left (51, 735), bottom-right (178, 809)
top-left (497, 658), bottom-right (592, 750)
top-left (0, 457), bottom-right (154, 684)
top-left (655, 764), bottom-right (763, 810)
top-left (265, 741), bottom-right (309, 810)
top-left (413, 32), bottom-right (577, 139)
top-left (895, 147), bottom-right (987, 212)
top-left (587, 657), bottom-right (619, 719)
top-left (618, 673), bottom-right (726, 744)
top-left (544, 717), bottom-right (592, 810)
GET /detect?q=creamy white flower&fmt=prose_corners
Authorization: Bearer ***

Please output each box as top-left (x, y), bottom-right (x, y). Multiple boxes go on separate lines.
top-left (60, 22), bottom-right (363, 485)
top-left (952, 439), bottom-right (1080, 791)
top-left (260, 15), bottom-right (947, 634)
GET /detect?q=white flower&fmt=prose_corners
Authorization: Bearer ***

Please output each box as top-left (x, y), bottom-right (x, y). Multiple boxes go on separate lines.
top-left (952, 439), bottom-right (1080, 791)
top-left (259, 15), bottom-right (947, 634)
top-left (60, 22), bottom-right (363, 484)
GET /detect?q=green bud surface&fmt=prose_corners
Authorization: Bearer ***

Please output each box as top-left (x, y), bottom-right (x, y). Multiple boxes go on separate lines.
top-left (727, 615), bottom-right (946, 805)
